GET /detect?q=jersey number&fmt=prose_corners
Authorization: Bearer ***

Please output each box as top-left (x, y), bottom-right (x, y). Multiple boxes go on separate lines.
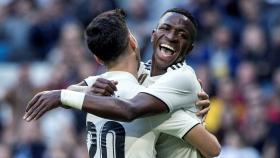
top-left (87, 121), bottom-right (125, 158)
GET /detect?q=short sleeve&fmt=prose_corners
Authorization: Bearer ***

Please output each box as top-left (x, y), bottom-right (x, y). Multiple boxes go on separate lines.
top-left (154, 110), bottom-right (201, 138)
top-left (140, 68), bottom-right (201, 112)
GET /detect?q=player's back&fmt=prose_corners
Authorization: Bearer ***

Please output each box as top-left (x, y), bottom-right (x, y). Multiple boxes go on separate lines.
top-left (84, 71), bottom-right (157, 158)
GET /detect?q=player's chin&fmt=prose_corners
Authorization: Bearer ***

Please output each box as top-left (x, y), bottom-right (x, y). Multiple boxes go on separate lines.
top-left (161, 57), bottom-right (175, 67)
top-left (157, 61), bottom-right (172, 70)
top-left (157, 56), bottom-right (177, 69)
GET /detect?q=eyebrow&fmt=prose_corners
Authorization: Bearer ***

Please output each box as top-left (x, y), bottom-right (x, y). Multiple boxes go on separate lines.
top-left (159, 23), bottom-right (171, 27)
top-left (160, 23), bottom-right (188, 33)
top-left (177, 28), bottom-right (188, 33)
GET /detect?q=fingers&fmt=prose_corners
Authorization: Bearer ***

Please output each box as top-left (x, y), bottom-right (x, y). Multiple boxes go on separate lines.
top-left (195, 99), bottom-right (210, 108)
top-left (90, 87), bottom-right (112, 96)
top-left (24, 94), bottom-right (43, 120)
top-left (196, 107), bottom-right (210, 117)
top-left (23, 97), bottom-right (44, 121)
top-left (24, 101), bottom-right (45, 121)
top-left (96, 78), bottom-right (117, 91)
top-left (24, 92), bottom-right (48, 121)
top-left (34, 104), bottom-right (50, 120)
top-left (196, 90), bottom-right (211, 120)
top-left (25, 93), bottom-right (41, 112)
top-left (196, 91), bottom-right (210, 120)
top-left (197, 91), bottom-right (209, 100)
top-left (198, 78), bottom-right (203, 88)
top-left (92, 83), bottom-right (114, 95)
top-left (24, 91), bottom-right (60, 122)
top-left (202, 114), bottom-right (208, 123)
top-left (111, 80), bottom-right (118, 86)
top-left (91, 78), bottom-right (117, 96)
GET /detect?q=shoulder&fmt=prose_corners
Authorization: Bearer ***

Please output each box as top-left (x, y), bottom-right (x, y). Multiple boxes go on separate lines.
top-left (152, 64), bottom-right (199, 93)
top-left (138, 61), bottom-right (151, 84)
top-left (162, 65), bottom-right (197, 82)
top-left (138, 61), bottom-right (151, 74)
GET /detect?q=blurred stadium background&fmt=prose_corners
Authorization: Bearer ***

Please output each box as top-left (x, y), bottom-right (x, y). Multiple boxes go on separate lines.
top-left (0, 0), bottom-right (280, 158)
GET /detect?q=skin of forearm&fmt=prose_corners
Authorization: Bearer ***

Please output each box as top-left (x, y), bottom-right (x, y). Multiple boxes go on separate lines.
top-left (65, 84), bottom-right (166, 121)
top-left (82, 95), bottom-right (137, 122)
top-left (67, 84), bottom-right (139, 121)
top-left (183, 124), bottom-right (221, 158)
top-left (199, 134), bottom-right (220, 158)
top-left (81, 92), bottom-right (168, 122)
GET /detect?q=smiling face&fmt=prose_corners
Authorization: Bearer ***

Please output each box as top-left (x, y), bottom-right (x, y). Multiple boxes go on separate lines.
top-left (151, 12), bottom-right (196, 74)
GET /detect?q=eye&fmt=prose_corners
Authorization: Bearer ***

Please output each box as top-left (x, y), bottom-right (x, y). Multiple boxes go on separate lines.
top-left (158, 25), bottom-right (170, 31)
top-left (179, 32), bottom-right (187, 39)
top-left (178, 31), bottom-right (191, 40)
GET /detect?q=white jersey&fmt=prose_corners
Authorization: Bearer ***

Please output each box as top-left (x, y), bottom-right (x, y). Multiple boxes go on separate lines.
top-left (140, 61), bottom-right (201, 113)
top-left (139, 61), bottom-right (204, 158)
top-left (84, 71), bottom-right (201, 158)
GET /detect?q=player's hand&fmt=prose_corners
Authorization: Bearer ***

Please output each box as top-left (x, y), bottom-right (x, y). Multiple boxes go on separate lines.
top-left (23, 90), bottom-right (61, 122)
top-left (195, 91), bottom-right (210, 116)
top-left (89, 78), bottom-right (118, 96)
top-left (195, 79), bottom-right (210, 121)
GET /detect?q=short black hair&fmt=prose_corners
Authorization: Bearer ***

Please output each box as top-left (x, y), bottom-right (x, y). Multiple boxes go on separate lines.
top-left (161, 8), bottom-right (198, 40)
top-left (85, 9), bottom-right (129, 64)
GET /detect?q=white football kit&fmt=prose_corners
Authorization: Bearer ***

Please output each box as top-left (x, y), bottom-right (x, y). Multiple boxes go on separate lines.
top-left (84, 70), bottom-right (201, 158)
top-left (139, 61), bottom-right (204, 158)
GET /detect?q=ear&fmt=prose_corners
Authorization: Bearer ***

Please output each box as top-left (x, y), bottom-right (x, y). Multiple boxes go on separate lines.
top-left (129, 33), bottom-right (137, 51)
top-left (182, 44), bottom-right (194, 59)
top-left (187, 43), bottom-right (194, 52)
top-left (151, 29), bottom-right (156, 42)
top-left (94, 55), bottom-right (104, 65)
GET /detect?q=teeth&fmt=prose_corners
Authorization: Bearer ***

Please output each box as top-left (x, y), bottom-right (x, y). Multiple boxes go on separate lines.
top-left (160, 44), bottom-right (175, 52)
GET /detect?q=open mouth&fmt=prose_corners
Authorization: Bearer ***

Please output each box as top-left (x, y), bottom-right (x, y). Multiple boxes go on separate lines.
top-left (159, 44), bottom-right (176, 56)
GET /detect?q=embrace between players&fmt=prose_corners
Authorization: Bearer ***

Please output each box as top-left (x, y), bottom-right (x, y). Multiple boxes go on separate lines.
top-left (23, 8), bottom-right (221, 158)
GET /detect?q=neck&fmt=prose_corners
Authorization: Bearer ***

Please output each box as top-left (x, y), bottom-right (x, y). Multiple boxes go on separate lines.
top-left (150, 63), bottom-right (166, 76)
top-left (150, 56), bottom-right (167, 76)
top-left (107, 52), bottom-right (138, 78)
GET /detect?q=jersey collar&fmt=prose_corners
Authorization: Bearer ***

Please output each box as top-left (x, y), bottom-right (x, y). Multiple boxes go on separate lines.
top-left (101, 71), bottom-right (139, 84)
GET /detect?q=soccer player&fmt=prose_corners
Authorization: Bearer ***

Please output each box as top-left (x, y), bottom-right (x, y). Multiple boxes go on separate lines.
top-left (90, 8), bottom-right (215, 158)
top-left (24, 8), bottom-right (220, 158)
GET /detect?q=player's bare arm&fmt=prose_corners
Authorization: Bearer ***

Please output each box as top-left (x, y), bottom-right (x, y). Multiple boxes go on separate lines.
top-left (68, 79), bottom-right (118, 96)
top-left (90, 77), bottom-right (211, 116)
top-left (183, 124), bottom-right (221, 158)
top-left (23, 90), bottom-right (168, 122)
top-left (24, 69), bottom-right (211, 122)
top-left (23, 84), bottom-right (219, 158)
top-left (24, 69), bottom-right (209, 124)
